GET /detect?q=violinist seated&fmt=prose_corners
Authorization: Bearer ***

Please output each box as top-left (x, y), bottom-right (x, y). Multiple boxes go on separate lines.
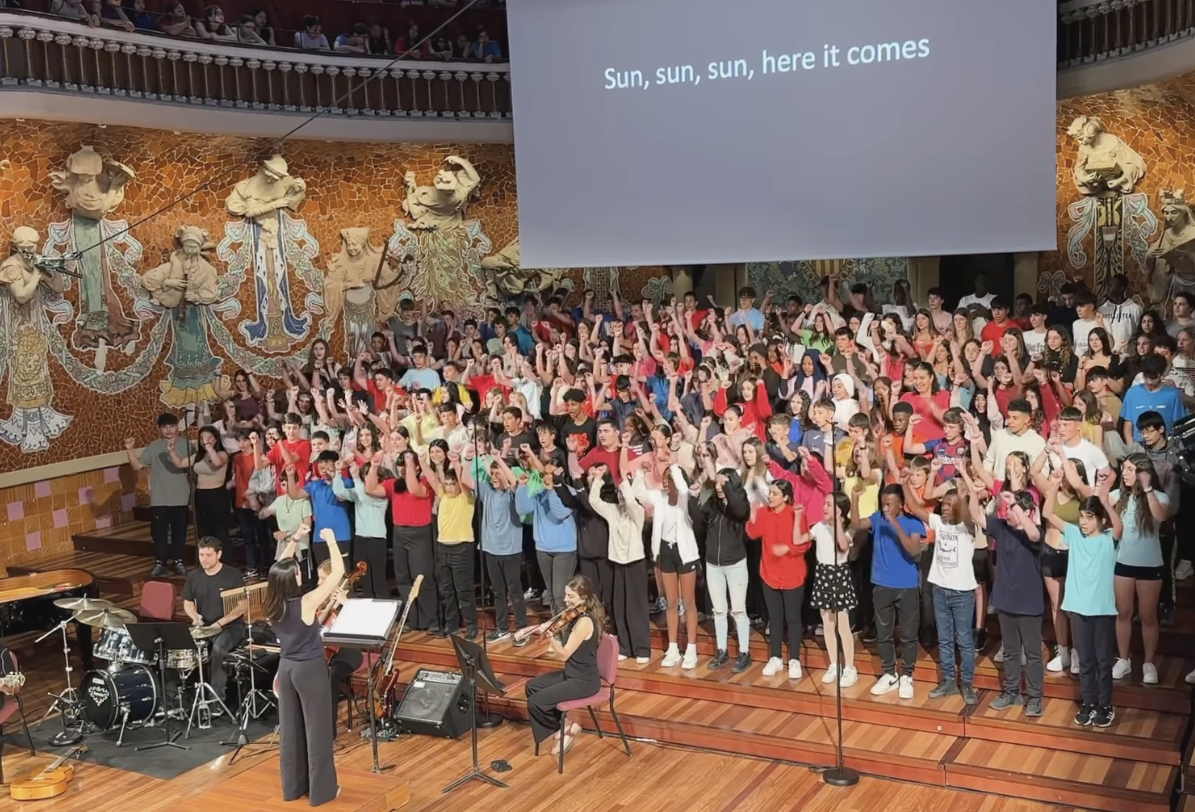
top-left (521, 575), bottom-right (604, 758)
top-left (182, 537), bottom-right (247, 711)
top-left (279, 530), bottom-right (362, 735)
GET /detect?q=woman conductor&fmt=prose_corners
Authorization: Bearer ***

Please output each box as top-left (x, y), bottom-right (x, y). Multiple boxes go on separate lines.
top-left (264, 527), bottom-right (343, 806)
top-left (521, 575), bottom-right (604, 757)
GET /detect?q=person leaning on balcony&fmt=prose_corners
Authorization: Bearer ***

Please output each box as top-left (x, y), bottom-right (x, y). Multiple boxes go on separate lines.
top-left (295, 15), bottom-right (330, 51)
top-left (50, 0), bottom-right (100, 27)
top-left (333, 23), bottom-right (369, 54)
top-left (160, 1), bottom-right (197, 38)
top-left (249, 9), bottom-right (276, 47)
top-left (235, 15), bottom-right (266, 46)
top-left (129, 0), bottom-right (157, 33)
top-left (98, 0), bottom-right (135, 32)
top-left (196, 4), bottom-right (237, 42)
top-left (471, 29), bottom-right (503, 63)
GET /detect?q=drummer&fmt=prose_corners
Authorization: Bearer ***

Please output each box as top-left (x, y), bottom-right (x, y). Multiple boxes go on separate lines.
top-left (182, 537), bottom-right (247, 711)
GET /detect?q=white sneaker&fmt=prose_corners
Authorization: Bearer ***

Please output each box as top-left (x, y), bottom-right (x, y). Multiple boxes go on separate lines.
top-left (1046, 647), bottom-right (1070, 673)
top-left (1186, 667), bottom-right (1195, 685)
top-left (898, 675), bottom-right (915, 699)
top-left (986, 605), bottom-right (996, 616)
top-left (788, 659), bottom-right (802, 680)
top-left (681, 645), bottom-right (698, 670)
top-left (762, 656), bottom-right (784, 677)
top-left (871, 673), bottom-right (899, 695)
top-left (1175, 559), bottom-right (1193, 581)
top-left (618, 654), bottom-right (628, 662)
top-left (993, 644), bottom-right (1005, 663)
top-left (840, 666), bottom-right (858, 687)
top-left (815, 624), bottom-right (824, 636)
top-left (1070, 648), bottom-right (1081, 675)
top-left (662, 645), bottom-right (682, 668)
top-left (1112, 658), bottom-right (1132, 680)
top-left (678, 601), bottom-right (686, 617)
top-left (635, 656), bottom-right (650, 665)
top-left (822, 664), bottom-right (840, 684)
top-left (1142, 662), bottom-right (1158, 685)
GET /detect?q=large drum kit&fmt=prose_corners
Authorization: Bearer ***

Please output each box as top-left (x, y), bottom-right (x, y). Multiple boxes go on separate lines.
top-left (36, 595), bottom-right (275, 748)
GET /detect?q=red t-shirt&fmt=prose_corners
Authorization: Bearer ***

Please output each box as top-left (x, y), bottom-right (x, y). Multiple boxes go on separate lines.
top-left (383, 478), bottom-right (434, 527)
top-left (981, 319), bottom-right (1013, 346)
top-left (579, 447), bottom-right (621, 480)
top-left (746, 505), bottom-right (811, 590)
top-left (267, 439), bottom-right (312, 495)
top-left (899, 391), bottom-right (952, 443)
top-left (232, 452), bottom-right (255, 509)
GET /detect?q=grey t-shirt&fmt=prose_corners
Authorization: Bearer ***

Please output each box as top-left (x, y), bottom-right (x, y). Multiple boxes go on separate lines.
top-left (141, 438), bottom-right (193, 507)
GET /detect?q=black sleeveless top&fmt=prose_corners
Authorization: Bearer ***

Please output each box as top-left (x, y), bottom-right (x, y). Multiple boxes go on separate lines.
top-left (563, 611), bottom-right (600, 684)
top-left (273, 598), bottom-right (325, 662)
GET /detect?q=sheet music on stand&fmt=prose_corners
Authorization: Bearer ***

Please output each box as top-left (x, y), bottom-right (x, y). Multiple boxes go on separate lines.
top-left (323, 598), bottom-right (401, 648)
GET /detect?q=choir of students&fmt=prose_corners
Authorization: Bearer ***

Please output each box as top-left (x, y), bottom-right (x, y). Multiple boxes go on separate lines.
top-left (157, 277), bottom-right (1193, 730)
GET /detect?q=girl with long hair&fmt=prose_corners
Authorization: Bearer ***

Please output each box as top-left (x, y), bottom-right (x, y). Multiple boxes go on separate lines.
top-left (747, 479), bottom-right (812, 679)
top-left (522, 575), bottom-right (606, 756)
top-left (263, 529), bottom-right (343, 805)
top-left (810, 491), bottom-right (858, 686)
top-left (643, 465), bottom-right (702, 669)
top-left (1111, 453), bottom-right (1170, 685)
top-left (168, 425), bottom-right (230, 545)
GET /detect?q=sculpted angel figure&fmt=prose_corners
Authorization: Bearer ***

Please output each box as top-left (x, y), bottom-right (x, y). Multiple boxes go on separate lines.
top-left (402, 155), bottom-right (481, 231)
top-left (1067, 115), bottom-right (1146, 196)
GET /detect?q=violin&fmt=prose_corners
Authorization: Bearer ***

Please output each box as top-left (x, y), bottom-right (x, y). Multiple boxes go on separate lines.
top-left (322, 561), bottom-right (367, 662)
top-left (513, 604), bottom-right (585, 644)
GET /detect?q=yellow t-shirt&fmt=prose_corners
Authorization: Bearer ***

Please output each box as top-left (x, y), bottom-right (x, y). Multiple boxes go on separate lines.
top-left (437, 491), bottom-right (476, 544)
top-left (844, 476), bottom-right (880, 518)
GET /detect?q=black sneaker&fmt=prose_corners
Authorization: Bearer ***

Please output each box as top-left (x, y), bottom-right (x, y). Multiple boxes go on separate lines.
top-left (928, 679), bottom-right (960, 699)
top-left (974, 629), bottom-right (987, 652)
top-left (861, 627), bottom-right (878, 644)
top-left (1073, 703), bottom-right (1095, 726)
top-left (429, 627), bottom-right (449, 639)
top-left (1093, 705), bottom-right (1115, 728)
top-left (989, 692), bottom-right (1023, 711)
top-left (960, 685), bottom-right (978, 705)
top-left (245, 568), bottom-right (259, 581)
top-left (708, 649), bottom-right (729, 670)
top-left (486, 629), bottom-right (511, 644)
top-left (1024, 698), bottom-right (1044, 718)
top-left (174, 561), bottom-right (187, 576)
top-left (465, 628), bottom-right (479, 642)
top-left (150, 562), bottom-right (167, 578)
top-left (732, 652), bottom-right (752, 673)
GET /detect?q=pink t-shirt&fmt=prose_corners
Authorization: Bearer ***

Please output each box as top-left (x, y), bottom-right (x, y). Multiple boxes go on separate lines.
top-left (899, 391), bottom-right (951, 443)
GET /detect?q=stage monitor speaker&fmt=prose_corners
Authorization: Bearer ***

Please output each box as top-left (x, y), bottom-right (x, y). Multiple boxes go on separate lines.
top-left (394, 668), bottom-right (471, 739)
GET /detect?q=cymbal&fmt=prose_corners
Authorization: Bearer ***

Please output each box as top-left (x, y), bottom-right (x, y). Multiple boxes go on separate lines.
top-left (75, 607), bottom-right (136, 629)
top-left (191, 625), bottom-right (223, 640)
top-left (53, 596), bottom-right (114, 612)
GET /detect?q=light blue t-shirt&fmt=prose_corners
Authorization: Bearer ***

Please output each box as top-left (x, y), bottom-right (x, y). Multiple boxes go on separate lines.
top-left (1120, 383), bottom-right (1186, 442)
top-left (1060, 524), bottom-right (1116, 616)
top-left (399, 366), bottom-right (442, 392)
top-left (727, 307), bottom-right (765, 332)
top-left (1108, 489), bottom-right (1167, 567)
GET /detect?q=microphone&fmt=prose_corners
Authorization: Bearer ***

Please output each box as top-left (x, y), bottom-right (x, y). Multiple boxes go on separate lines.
top-left (34, 253), bottom-right (84, 279)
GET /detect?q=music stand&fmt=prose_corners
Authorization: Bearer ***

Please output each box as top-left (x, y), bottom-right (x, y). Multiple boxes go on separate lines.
top-left (128, 622), bottom-right (195, 752)
top-left (323, 598), bottom-right (401, 774)
top-left (442, 633), bottom-right (507, 793)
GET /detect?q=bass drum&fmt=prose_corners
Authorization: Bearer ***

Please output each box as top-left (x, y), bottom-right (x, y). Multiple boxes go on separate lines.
top-left (81, 665), bottom-right (158, 730)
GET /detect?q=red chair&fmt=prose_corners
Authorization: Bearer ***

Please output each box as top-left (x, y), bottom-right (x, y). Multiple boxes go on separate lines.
top-left (539, 633), bottom-right (633, 774)
top-left (139, 580), bottom-right (177, 621)
top-left (0, 652), bottom-right (36, 784)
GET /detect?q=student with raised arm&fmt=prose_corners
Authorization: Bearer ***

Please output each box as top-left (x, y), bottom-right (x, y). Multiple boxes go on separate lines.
top-left (1042, 469), bottom-right (1122, 728)
top-left (426, 449), bottom-right (479, 639)
top-left (264, 528), bottom-right (344, 806)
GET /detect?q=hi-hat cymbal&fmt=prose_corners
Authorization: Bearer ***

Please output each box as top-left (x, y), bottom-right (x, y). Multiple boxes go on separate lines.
top-left (190, 625), bottom-right (223, 640)
top-left (54, 596), bottom-right (114, 613)
top-left (75, 607), bottom-right (137, 629)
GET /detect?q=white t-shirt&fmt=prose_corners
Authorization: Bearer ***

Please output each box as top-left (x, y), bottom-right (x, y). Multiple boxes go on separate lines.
top-left (812, 522), bottom-right (848, 566)
top-left (1170, 355), bottom-right (1195, 396)
top-left (1061, 438), bottom-right (1110, 486)
top-left (927, 514), bottom-right (978, 591)
top-left (958, 292), bottom-right (996, 312)
top-left (1071, 318), bottom-right (1100, 358)
top-left (1023, 328), bottom-right (1048, 359)
top-left (1099, 299), bottom-right (1142, 351)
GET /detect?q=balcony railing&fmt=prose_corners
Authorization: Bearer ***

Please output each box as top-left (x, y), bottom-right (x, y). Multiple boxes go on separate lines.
top-left (0, 12), bottom-right (511, 119)
top-left (1058, 0), bottom-right (1195, 66)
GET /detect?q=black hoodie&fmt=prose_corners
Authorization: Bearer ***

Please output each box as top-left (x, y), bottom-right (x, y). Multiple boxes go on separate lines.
top-left (554, 481), bottom-right (611, 560)
top-left (694, 468), bottom-right (751, 566)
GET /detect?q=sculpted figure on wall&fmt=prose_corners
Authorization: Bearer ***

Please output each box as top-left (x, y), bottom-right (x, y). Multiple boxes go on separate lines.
top-left (481, 237), bottom-right (569, 298)
top-left (1067, 115), bottom-right (1146, 196)
top-left (49, 146), bottom-right (140, 356)
top-left (1147, 189), bottom-right (1195, 307)
top-left (0, 227), bottom-right (72, 453)
top-left (225, 155), bottom-right (311, 352)
top-left (325, 227), bottom-right (402, 354)
top-left (403, 156), bottom-right (481, 231)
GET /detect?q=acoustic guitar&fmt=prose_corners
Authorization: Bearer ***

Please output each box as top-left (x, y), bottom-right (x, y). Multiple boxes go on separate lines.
top-left (10, 745), bottom-right (87, 801)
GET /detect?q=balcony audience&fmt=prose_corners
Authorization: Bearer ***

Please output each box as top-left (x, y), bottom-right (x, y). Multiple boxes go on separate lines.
top-left (126, 0), bottom-right (156, 32)
top-left (452, 32), bottom-right (471, 60)
top-left (97, 0), bottom-right (134, 30)
top-left (395, 21), bottom-right (428, 58)
top-left (50, 0), bottom-right (99, 26)
top-left (235, 14), bottom-right (267, 46)
top-left (333, 22), bottom-right (369, 54)
top-left (295, 14), bottom-right (330, 50)
top-left (160, 1), bottom-right (197, 38)
top-left (366, 21), bottom-right (391, 56)
top-left (249, 9), bottom-right (276, 47)
top-left (471, 28), bottom-right (502, 62)
top-left (196, 4), bottom-right (237, 42)
top-left (428, 34), bottom-right (452, 60)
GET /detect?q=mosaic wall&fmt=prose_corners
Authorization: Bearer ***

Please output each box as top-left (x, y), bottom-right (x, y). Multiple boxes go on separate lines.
top-left (748, 258), bottom-right (909, 305)
top-left (0, 120), bottom-right (669, 474)
top-left (1044, 76), bottom-right (1195, 303)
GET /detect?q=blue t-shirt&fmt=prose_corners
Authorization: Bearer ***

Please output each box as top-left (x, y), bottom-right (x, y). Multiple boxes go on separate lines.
top-left (399, 367), bottom-right (442, 392)
top-left (1108, 489), bottom-right (1167, 567)
top-left (1120, 383), bottom-right (1186, 442)
top-left (985, 517), bottom-right (1043, 616)
top-left (728, 308), bottom-right (765, 332)
top-left (306, 477), bottom-right (353, 543)
top-left (869, 512), bottom-right (924, 589)
top-left (1060, 524), bottom-right (1116, 616)
top-left (924, 437), bottom-right (968, 482)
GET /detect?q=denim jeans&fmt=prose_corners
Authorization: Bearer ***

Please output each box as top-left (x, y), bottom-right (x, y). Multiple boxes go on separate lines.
top-left (706, 558), bottom-right (750, 652)
top-left (932, 584), bottom-right (976, 685)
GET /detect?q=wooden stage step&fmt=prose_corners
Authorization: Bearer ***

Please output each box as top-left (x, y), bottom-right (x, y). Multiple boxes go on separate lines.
top-left (388, 644), bottom-right (1180, 812)
top-left (394, 635), bottom-right (1189, 765)
top-left (73, 521), bottom-right (201, 563)
top-left (5, 550), bottom-right (186, 597)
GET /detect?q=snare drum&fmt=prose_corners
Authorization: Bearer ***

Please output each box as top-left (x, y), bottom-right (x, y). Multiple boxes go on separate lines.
top-left (95, 627), bottom-right (156, 665)
top-left (82, 665), bottom-right (159, 730)
top-left (166, 642), bottom-right (210, 672)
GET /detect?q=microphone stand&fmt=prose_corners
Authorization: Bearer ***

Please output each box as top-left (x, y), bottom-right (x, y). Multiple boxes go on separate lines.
top-left (822, 433), bottom-right (859, 787)
top-left (472, 410), bottom-right (502, 729)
